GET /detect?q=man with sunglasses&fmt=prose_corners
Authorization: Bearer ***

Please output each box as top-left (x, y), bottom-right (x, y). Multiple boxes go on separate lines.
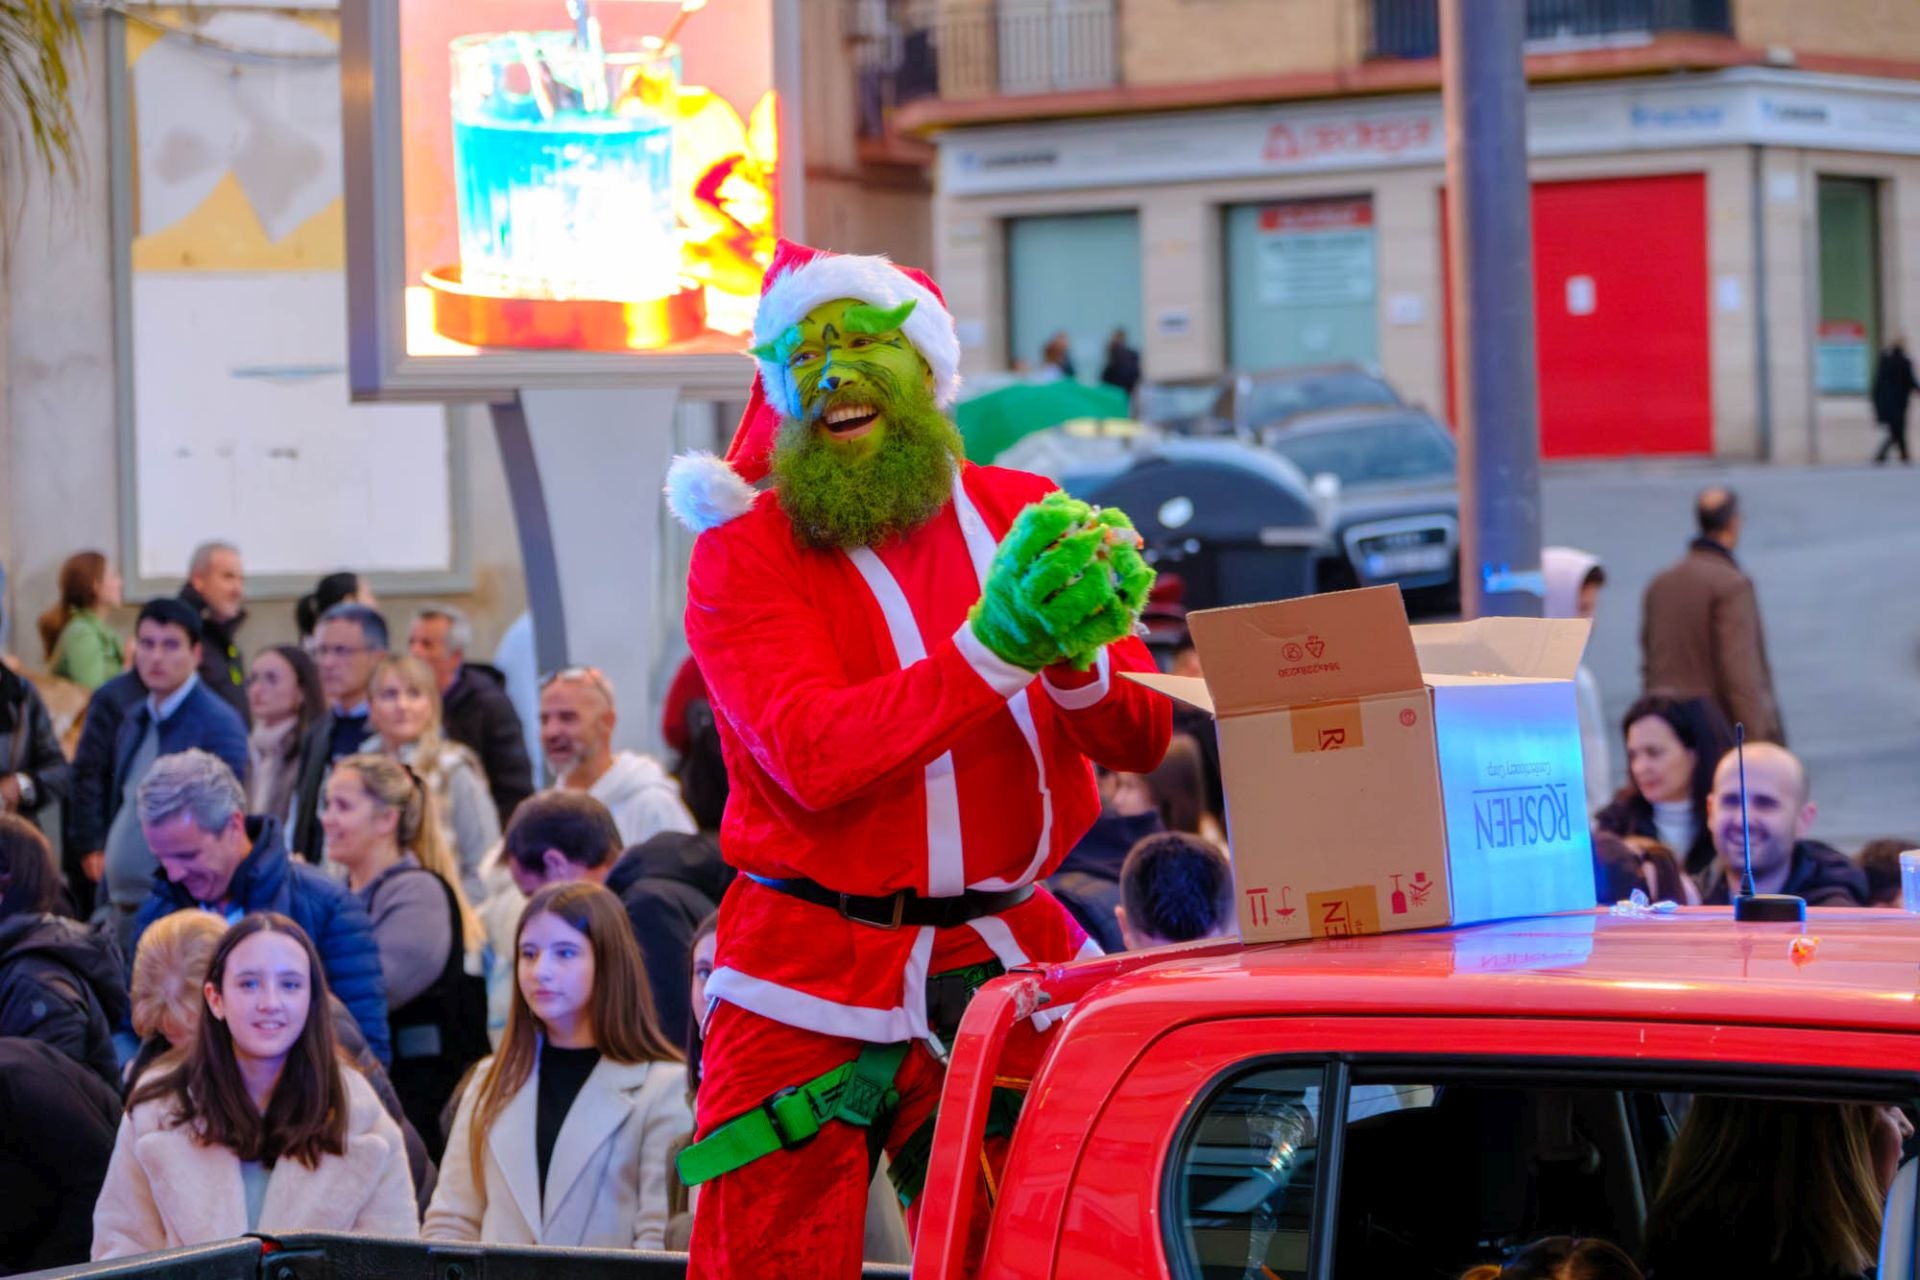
top-left (666, 240), bottom-right (1170, 1276)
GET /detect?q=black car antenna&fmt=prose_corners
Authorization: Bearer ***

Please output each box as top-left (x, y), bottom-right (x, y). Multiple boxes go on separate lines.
top-left (1731, 722), bottom-right (1807, 924)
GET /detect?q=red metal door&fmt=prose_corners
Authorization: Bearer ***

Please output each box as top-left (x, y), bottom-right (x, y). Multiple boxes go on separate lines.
top-left (1443, 173), bottom-right (1712, 458)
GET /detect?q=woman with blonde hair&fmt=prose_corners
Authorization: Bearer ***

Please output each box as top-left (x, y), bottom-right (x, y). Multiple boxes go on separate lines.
top-left (425, 881), bottom-right (691, 1248)
top-left (365, 654), bottom-right (498, 903)
top-left (125, 910), bottom-right (229, 1089)
top-left (38, 550), bottom-right (124, 691)
top-left (321, 753), bottom-right (490, 1157)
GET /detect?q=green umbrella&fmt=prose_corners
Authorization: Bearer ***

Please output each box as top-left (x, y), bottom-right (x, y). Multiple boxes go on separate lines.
top-left (955, 379), bottom-right (1130, 464)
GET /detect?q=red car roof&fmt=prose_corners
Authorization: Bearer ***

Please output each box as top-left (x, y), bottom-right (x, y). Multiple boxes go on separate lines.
top-left (1065, 908), bottom-right (1920, 1036)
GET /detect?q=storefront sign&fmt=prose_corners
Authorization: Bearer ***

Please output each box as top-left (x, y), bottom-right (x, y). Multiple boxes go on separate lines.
top-left (1816, 320), bottom-right (1870, 395)
top-left (1253, 199), bottom-right (1376, 308)
top-left (939, 69), bottom-right (1920, 198)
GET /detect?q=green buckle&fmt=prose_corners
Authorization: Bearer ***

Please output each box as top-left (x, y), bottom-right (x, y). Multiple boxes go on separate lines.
top-left (763, 1084), bottom-right (826, 1150)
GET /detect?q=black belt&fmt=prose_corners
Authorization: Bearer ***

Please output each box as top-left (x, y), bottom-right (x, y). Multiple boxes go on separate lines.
top-left (745, 873), bottom-right (1032, 930)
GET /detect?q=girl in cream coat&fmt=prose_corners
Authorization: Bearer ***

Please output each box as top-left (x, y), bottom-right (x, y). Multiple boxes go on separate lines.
top-left (93, 914), bottom-right (418, 1258)
top-left (425, 881), bottom-right (691, 1249)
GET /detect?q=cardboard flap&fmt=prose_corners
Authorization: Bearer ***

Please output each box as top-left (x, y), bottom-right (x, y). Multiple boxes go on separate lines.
top-left (1412, 617), bottom-right (1592, 680)
top-left (1186, 586), bottom-right (1424, 714)
top-left (1124, 671), bottom-right (1214, 715)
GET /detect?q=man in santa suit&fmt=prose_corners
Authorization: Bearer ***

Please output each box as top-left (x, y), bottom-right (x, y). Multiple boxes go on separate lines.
top-left (665, 239), bottom-right (1170, 1276)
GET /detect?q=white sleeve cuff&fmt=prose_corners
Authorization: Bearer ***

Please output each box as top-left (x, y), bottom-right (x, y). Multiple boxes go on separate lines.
top-left (1042, 647), bottom-right (1111, 711)
top-left (953, 622), bottom-right (1036, 698)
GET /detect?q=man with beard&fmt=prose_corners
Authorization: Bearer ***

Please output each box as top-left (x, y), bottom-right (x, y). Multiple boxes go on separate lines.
top-left (665, 241), bottom-right (1171, 1276)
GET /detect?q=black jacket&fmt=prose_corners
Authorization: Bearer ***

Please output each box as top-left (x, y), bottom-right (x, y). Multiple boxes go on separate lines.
top-left (440, 663), bottom-right (535, 825)
top-left (179, 582), bottom-right (249, 725)
top-left (0, 912), bottom-right (128, 1091)
top-left (1592, 788), bottom-right (1718, 878)
top-left (1697, 839), bottom-right (1870, 908)
top-left (0, 665), bottom-right (70, 820)
top-left (65, 672), bottom-right (146, 860)
top-left (0, 1036), bottom-right (122, 1273)
top-left (1045, 810), bottom-right (1165, 955)
top-left (605, 831), bottom-right (731, 1047)
top-left (1872, 344), bottom-right (1918, 426)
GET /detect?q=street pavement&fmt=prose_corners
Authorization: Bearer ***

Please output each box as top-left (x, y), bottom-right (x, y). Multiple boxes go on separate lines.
top-left (1542, 459), bottom-right (1920, 850)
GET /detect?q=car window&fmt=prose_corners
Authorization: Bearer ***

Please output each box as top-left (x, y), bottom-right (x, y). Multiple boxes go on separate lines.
top-left (1141, 381), bottom-right (1227, 432)
top-left (1264, 420), bottom-right (1457, 487)
top-left (1168, 1063), bottom-right (1918, 1280)
top-left (1243, 373), bottom-right (1398, 431)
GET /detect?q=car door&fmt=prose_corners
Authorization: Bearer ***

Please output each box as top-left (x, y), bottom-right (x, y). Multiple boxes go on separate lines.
top-left (1025, 1015), bottom-right (1920, 1279)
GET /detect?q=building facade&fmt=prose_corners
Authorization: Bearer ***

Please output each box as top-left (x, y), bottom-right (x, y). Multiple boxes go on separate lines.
top-left (0, 2), bottom-right (928, 728)
top-left (877, 0), bottom-right (1920, 462)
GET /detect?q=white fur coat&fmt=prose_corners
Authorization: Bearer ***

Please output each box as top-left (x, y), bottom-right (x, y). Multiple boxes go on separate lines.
top-left (91, 1067), bottom-right (419, 1259)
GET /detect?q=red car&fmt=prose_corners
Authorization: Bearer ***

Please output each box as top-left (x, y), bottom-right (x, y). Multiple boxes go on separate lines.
top-left (915, 908), bottom-right (1920, 1279)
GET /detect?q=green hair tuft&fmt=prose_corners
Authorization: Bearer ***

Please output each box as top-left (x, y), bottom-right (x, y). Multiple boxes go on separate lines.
top-left (844, 299), bottom-right (917, 335)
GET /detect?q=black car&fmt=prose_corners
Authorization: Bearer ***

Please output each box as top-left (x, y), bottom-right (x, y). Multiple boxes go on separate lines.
top-left (1258, 406), bottom-right (1461, 615)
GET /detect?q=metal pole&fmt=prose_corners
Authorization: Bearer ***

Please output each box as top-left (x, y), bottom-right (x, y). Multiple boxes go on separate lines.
top-left (1442, 0), bottom-right (1542, 618)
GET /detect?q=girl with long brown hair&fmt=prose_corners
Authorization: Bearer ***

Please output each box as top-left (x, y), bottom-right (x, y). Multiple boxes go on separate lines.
top-left (424, 881), bottom-right (691, 1249)
top-left (91, 913), bottom-right (417, 1257)
top-left (39, 550), bottom-right (124, 691)
top-left (1644, 1094), bottom-right (1907, 1278)
top-left (321, 753), bottom-right (488, 1158)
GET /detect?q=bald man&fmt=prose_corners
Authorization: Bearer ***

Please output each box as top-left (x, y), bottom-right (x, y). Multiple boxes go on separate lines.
top-left (1700, 742), bottom-right (1866, 906)
top-left (1641, 487), bottom-right (1784, 744)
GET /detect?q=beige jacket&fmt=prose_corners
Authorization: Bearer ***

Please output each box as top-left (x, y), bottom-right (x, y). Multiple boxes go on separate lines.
top-left (424, 1053), bottom-right (692, 1250)
top-left (92, 1067), bottom-right (419, 1259)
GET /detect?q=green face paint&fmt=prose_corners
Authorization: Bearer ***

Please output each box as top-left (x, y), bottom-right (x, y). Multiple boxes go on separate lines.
top-left (783, 297), bottom-right (932, 452)
top-left (769, 297), bottom-right (960, 549)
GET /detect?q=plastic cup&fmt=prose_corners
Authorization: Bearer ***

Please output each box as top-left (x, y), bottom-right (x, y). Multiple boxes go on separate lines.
top-left (1900, 850), bottom-right (1920, 911)
top-left (450, 31), bottom-right (682, 303)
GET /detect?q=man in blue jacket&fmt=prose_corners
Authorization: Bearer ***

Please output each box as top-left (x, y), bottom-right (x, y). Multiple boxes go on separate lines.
top-left (129, 749), bottom-right (390, 1065)
top-left (77, 600), bottom-right (248, 951)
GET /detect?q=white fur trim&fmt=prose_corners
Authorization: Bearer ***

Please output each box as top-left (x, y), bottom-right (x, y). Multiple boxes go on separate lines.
top-left (754, 253), bottom-right (962, 419)
top-left (1042, 647), bottom-right (1113, 710)
top-left (665, 451), bottom-right (757, 532)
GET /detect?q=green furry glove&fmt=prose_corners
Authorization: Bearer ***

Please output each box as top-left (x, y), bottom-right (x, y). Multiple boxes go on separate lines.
top-left (969, 492), bottom-right (1156, 673)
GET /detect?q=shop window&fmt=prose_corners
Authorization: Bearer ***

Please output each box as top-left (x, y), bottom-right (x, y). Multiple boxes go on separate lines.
top-left (1816, 177), bottom-right (1881, 396)
top-left (1225, 197), bottom-right (1380, 375)
top-left (1005, 211), bottom-right (1142, 382)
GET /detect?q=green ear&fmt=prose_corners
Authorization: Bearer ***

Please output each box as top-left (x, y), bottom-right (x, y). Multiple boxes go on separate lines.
top-left (844, 299), bottom-right (917, 335)
top-left (749, 324), bottom-right (804, 363)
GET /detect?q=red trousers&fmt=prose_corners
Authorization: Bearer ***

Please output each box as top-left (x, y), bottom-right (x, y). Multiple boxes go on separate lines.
top-left (687, 1001), bottom-right (948, 1279)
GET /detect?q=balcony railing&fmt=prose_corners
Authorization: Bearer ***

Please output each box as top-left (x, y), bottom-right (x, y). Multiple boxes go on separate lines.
top-left (1370, 0), bottom-right (1733, 60)
top-left (852, 0), bottom-right (1118, 135)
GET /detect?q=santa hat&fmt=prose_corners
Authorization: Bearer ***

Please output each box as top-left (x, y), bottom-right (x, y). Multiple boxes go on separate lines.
top-left (665, 239), bottom-right (962, 533)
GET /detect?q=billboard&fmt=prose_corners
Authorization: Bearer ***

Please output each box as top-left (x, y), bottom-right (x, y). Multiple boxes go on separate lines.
top-left (344, 0), bottom-right (794, 400)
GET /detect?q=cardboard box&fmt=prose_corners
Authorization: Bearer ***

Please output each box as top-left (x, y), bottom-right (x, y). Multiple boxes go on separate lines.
top-left (1128, 586), bottom-right (1594, 944)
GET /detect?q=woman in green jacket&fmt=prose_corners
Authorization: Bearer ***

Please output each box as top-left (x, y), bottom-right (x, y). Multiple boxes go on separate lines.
top-left (38, 552), bottom-right (124, 691)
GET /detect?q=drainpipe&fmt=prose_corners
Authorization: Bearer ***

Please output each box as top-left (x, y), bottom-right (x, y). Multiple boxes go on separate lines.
top-left (1749, 144), bottom-right (1774, 462)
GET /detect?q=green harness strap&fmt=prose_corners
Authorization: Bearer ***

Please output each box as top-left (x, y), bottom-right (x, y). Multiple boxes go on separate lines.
top-left (677, 1040), bottom-right (910, 1189)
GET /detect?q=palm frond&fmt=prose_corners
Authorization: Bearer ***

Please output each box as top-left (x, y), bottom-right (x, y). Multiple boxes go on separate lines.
top-left (0, 0), bottom-right (82, 184)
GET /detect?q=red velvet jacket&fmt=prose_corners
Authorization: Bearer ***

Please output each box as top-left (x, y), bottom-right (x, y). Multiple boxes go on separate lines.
top-left (685, 464), bottom-right (1171, 1045)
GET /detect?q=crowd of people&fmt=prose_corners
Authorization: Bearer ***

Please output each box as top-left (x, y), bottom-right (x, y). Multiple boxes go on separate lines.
top-left (0, 535), bottom-right (1242, 1271)
top-left (0, 476), bottom-right (1907, 1272)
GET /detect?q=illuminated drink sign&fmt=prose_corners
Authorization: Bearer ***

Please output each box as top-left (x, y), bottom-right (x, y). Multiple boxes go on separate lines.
top-left (343, 0), bottom-right (797, 400)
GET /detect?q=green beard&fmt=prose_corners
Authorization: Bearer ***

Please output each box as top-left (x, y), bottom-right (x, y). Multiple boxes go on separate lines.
top-left (770, 370), bottom-right (964, 550)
